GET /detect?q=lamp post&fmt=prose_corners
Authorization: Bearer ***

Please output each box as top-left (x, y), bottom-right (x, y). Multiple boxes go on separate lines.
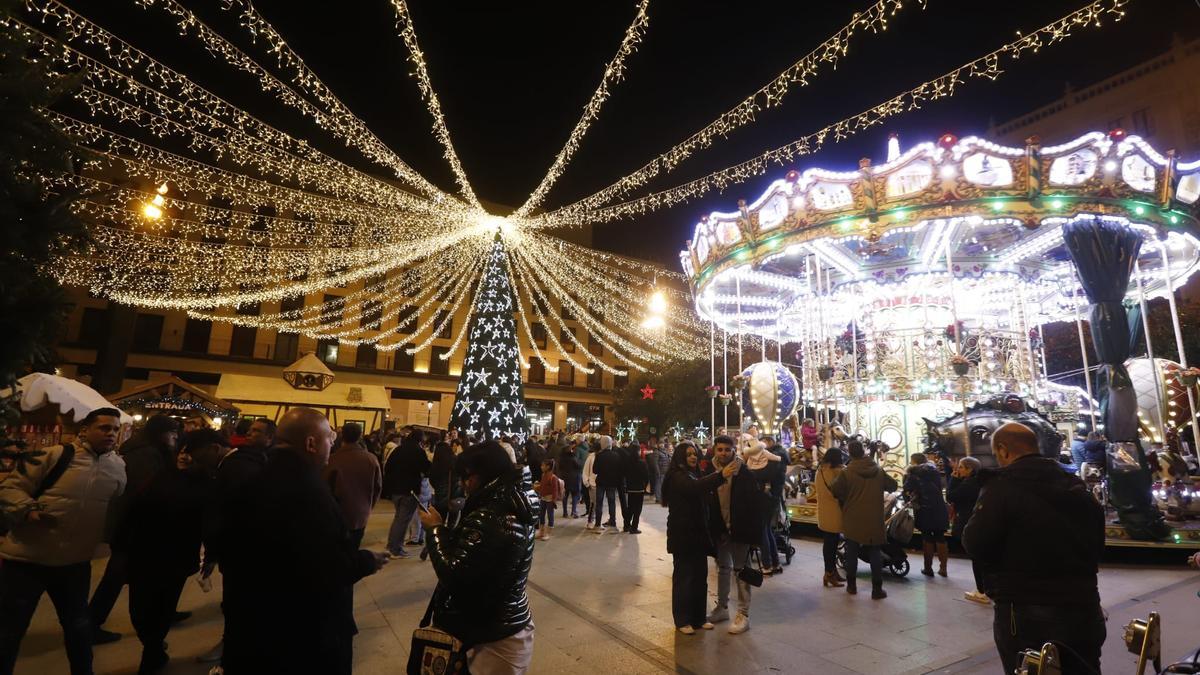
top-left (426, 400), bottom-right (433, 425)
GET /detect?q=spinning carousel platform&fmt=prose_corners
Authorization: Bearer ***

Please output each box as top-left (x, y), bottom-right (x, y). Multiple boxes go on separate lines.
top-left (785, 502), bottom-right (1200, 549)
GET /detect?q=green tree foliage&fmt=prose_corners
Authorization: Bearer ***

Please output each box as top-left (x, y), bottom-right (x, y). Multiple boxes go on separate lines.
top-left (611, 357), bottom-right (737, 434)
top-left (0, 0), bottom-right (89, 431)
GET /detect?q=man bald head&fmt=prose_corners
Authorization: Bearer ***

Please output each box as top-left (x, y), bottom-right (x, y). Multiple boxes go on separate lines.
top-left (991, 422), bottom-right (1039, 467)
top-left (276, 407), bottom-right (335, 467)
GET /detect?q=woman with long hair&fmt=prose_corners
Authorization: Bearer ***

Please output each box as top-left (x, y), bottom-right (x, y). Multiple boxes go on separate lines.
top-left (813, 446), bottom-right (846, 588)
top-left (662, 442), bottom-right (736, 634)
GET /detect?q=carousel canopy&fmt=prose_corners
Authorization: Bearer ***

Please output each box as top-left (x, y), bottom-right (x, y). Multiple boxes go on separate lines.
top-left (682, 131), bottom-right (1200, 340)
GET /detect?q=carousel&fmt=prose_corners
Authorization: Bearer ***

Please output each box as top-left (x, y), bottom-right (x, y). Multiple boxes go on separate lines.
top-left (683, 130), bottom-right (1200, 547)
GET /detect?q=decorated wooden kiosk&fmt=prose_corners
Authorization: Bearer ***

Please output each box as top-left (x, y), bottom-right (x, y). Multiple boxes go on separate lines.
top-left (682, 130), bottom-right (1200, 548)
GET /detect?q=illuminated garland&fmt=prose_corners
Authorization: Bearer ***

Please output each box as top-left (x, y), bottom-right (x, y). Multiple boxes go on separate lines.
top-left (544, 0), bottom-right (1129, 226)
top-left (126, 0), bottom-right (452, 199)
top-left (547, 0), bottom-right (921, 217)
top-left (515, 0), bottom-right (651, 216)
top-left (388, 0), bottom-right (482, 207)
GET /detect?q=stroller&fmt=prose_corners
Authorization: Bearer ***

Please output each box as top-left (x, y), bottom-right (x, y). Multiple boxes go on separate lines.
top-left (837, 493), bottom-right (912, 577)
top-left (770, 497), bottom-right (796, 565)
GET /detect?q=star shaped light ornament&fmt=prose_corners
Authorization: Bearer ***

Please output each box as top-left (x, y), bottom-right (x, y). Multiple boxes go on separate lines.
top-left (640, 384), bottom-right (656, 400)
top-left (448, 238), bottom-right (529, 444)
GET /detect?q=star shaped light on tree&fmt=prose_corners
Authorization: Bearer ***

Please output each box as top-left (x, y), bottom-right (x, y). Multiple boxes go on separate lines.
top-left (640, 384), bottom-right (656, 400)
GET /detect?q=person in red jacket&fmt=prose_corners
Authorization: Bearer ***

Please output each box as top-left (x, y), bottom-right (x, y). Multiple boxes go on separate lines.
top-left (535, 459), bottom-right (563, 541)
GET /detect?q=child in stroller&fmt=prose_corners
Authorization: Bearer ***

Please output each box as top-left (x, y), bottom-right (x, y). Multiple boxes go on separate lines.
top-left (837, 493), bottom-right (912, 577)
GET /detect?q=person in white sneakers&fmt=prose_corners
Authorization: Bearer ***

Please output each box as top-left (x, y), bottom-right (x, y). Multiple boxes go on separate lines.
top-left (706, 436), bottom-right (770, 635)
top-left (582, 441), bottom-right (600, 530)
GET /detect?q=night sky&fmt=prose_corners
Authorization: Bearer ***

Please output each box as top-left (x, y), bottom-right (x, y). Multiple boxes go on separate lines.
top-left (63, 1), bottom-right (1195, 268)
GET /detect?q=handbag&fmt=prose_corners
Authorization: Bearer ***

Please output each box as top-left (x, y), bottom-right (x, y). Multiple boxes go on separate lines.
top-left (407, 589), bottom-right (470, 675)
top-left (737, 547), bottom-right (765, 587)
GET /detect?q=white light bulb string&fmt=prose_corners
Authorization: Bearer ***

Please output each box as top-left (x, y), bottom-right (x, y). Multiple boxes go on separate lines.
top-left (546, 0), bottom-right (921, 217)
top-left (515, 0), bottom-right (651, 216)
top-left (541, 0), bottom-right (1130, 227)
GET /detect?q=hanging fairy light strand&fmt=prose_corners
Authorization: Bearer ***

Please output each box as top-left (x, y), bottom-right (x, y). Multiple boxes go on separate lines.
top-left (543, 0), bottom-right (1129, 226)
top-left (122, 0), bottom-right (453, 201)
top-left (388, 0), bottom-right (482, 207)
top-left (546, 0), bottom-right (922, 217)
top-left (515, 0), bottom-right (651, 216)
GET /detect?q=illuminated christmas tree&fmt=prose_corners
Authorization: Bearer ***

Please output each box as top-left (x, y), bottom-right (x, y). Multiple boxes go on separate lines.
top-left (449, 237), bottom-right (528, 442)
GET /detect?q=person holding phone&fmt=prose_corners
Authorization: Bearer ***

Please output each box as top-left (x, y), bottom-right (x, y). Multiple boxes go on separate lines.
top-left (417, 441), bottom-right (538, 674)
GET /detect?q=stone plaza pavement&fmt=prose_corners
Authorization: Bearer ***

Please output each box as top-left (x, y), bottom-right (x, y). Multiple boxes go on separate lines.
top-left (11, 499), bottom-right (1200, 674)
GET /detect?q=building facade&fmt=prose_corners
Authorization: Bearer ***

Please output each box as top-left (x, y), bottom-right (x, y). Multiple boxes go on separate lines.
top-left (989, 35), bottom-right (1200, 156)
top-left (56, 264), bottom-right (630, 433)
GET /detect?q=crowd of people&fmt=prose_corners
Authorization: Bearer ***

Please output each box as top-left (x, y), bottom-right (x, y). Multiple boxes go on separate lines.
top-left (0, 406), bottom-right (1114, 675)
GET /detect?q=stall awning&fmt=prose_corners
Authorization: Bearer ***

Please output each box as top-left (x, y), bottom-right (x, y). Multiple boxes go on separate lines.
top-left (110, 376), bottom-right (240, 418)
top-left (216, 373), bottom-right (389, 411)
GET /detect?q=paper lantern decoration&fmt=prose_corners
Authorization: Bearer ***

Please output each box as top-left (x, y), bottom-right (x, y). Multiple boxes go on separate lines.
top-left (738, 361), bottom-right (799, 434)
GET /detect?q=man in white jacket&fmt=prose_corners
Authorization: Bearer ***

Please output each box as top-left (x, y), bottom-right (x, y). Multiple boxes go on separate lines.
top-left (582, 439), bottom-right (598, 527)
top-left (0, 408), bottom-right (127, 675)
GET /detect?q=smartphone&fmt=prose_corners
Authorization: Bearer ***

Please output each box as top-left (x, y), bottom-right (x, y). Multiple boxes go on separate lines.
top-left (411, 491), bottom-right (430, 513)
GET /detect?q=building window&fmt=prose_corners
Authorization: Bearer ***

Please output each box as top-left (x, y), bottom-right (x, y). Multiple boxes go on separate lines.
top-left (587, 367), bottom-right (603, 389)
top-left (435, 310), bottom-right (452, 339)
top-left (360, 300), bottom-right (382, 330)
top-left (131, 313), bottom-right (164, 352)
top-left (78, 307), bottom-right (109, 348)
top-left (614, 371), bottom-right (628, 388)
top-left (396, 305), bottom-right (417, 332)
top-left (393, 344), bottom-right (415, 372)
top-left (560, 327), bottom-right (576, 353)
top-left (528, 359), bottom-right (545, 384)
top-left (235, 301), bottom-right (260, 317)
top-left (560, 302), bottom-right (575, 322)
top-left (355, 343), bottom-right (378, 369)
top-left (532, 293), bottom-right (550, 317)
top-left (182, 318), bottom-right (212, 353)
top-left (321, 294), bottom-right (343, 326)
top-left (1132, 108), bottom-right (1154, 136)
top-left (274, 331), bottom-right (298, 362)
top-left (557, 360), bottom-right (574, 387)
top-left (280, 294), bottom-right (305, 315)
top-left (589, 333), bottom-right (603, 358)
top-left (229, 325), bottom-right (257, 358)
top-left (531, 323), bottom-right (547, 349)
top-left (317, 338), bottom-right (339, 366)
top-left (430, 346), bottom-right (451, 375)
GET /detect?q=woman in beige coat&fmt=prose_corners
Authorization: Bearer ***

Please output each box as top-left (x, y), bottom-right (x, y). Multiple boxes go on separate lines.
top-left (812, 447), bottom-right (846, 587)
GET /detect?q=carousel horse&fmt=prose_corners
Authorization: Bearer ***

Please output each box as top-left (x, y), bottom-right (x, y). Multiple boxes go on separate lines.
top-left (923, 395), bottom-right (1062, 469)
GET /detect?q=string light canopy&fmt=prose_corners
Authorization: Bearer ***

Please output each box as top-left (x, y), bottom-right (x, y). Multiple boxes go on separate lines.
top-left (8, 0), bottom-right (1148, 377)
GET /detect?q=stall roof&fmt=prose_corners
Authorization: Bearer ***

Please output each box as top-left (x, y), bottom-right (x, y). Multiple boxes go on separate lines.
top-left (216, 373), bottom-right (390, 411)
top-left (110, 376), bottom-right (240, 414)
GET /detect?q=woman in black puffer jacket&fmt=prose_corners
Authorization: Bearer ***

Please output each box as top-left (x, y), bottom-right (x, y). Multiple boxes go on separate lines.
top-left (904, 453), bottom-right (950, 578)
top-left (663, 442), bottom-right (733, 634)
top-left (422, 441), bottom-right (539, 673)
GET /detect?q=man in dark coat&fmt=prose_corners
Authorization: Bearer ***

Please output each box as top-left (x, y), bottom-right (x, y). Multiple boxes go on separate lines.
top-left (125, 429), bottom-right (223, 673)
top-left (705, 437), bottom-right (769, 635)
top-left (621, 442), bottom-right (649, 533)
top-left (591, 436), bottom-right (623, 530)
top-left (382, 432), bottom-right (431, 558)
top-left (220, 408), bottom-right (388, 675)
top-left (525, 438), bottom-right (547, 483)
top-left (557, 442), bottom-right (582, 518)
top-left (418, 442), bottom-right (538, 672)
top-left (89, 414), bottom-right (180, 644)
top-left (831, 441), bottom-right (898, 599)
top-left (963, 423), bottom-right (1105, 675)
top-left (196, 417), bottom-right (274, 666)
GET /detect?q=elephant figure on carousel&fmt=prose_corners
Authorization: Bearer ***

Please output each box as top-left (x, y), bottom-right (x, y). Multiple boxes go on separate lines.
top-left (923, 395), bottom-right (1063, 469)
